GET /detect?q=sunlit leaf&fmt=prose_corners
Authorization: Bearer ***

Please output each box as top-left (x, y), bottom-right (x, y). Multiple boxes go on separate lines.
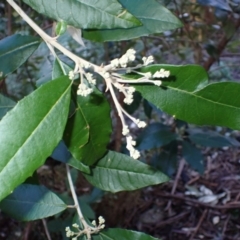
top-left (135, 65), bottom-right (240, 131)
top-left (23, 0), bottom-right (141, 29)
top-left (64, 88), bottom-right (112, 166)
top-left (83, 151), bottom-right (169, 192)
top-left (0, 76), bottom-right (71, 201)
top-left (83, 0), bottom-right (182, 42)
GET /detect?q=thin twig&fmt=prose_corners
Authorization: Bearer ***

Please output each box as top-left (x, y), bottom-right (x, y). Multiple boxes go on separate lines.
top-left (42, 219), bottom-right (52, 240)
top-left (158, 192), bottom-right (240, 210)
top-left (155, 211), bottom-right (190, 228)
top-left (222, 214), bottom-right (230, 237)
top-left (165, 158), bottom-right (185, 213)
top-left (66, 165), bottom-right (88, 231)
top-left (189, 209), bottom-right (208, 240)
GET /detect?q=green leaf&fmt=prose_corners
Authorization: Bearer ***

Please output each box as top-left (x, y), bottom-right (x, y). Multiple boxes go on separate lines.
top-left (23, 0), bottom-right (141, 30)
top-left (83, 151), bottom-right (169, 192)
top-left (182, 141), bottom-right (204, 174)
top-left (55, 20), bottom-right (68, 36)
top-left (0, 94), bottom-right (16, 119)
top-left (0, 34), bottom-right (40, 77)
top-left (0, 184), bottom-right (67, 221)
top-left (92, 228), bottom-right (159, 240)
top-left (83, 0), bottom-right (182, 42)
top-left (143, 99), bottom-right (152, 119)
top-left (137, 123), bottom-right (177, 150)
top-left (52, 58), bottom-right (73, 80)
top-left (51, 141), bottom-right (91, 174)
top-left (0, 76), bottom-right (71, 201)
top-left (135, 65), bottom-right (240, 131)
top-left (64, 88), bottom-right (112, 166)
top-left (189, 129), bottom-right (240, 147)
top-left (150, 140), bottom-right (178, 177)
top-left (123, 91), bottom-right (142, 114)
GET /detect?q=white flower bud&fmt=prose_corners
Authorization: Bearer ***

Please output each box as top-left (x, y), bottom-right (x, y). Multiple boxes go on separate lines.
top-left (98, 216), bottom-right (105, 224)
top-left (142, 56), bottom-right (154, 65)
top-left (154, 80), bottom-right (162, 86)
top-left (122, 125), bottom-right (129, 135)
top-left (124, 95), bottom-right (134, 105)
top-left (144, 72), bottom-right (152, 78)
top-left (65, 227), bottom-right (70, 232)
top-left (77, 83), bottom-right (93, 96)
top-left (86, 73), bottom-right (96, 85)
top-left (137, 121), bottom-right (146, 128)
top-left (110, 58), bottom-right (119, 68)
top-left (72, 223), bottom-right (79, 228)
top-left (127, 86), bottom-right (135, 94)
top-left (100, 224), bottom-right (105, 229)
top-left (153, 69), bottom-right (170, 78)
top-left (119, 55), bottom-right (128, 67)
top-left (68, 71), bottom-right (75, 80)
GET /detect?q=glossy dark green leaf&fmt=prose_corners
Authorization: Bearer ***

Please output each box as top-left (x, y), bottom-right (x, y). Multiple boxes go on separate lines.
top-left (0, 76), bottom-right (71, 201)
top-left (137, 123), bottom-right (177, 150)
top-left (83, 0), bottom-right (182, 42)
top-left (0, 34), bottom-right (40, 77)
top-left (143, 99), bottom-right (152, 119)
top-left (0, 184), bottom-right (67, 221)
top-left (23, 0), bottom-right (141, 30)
top-left (51, 141), bottom-right (91, 174)
top-left (135, 65), bottom-right (240, 131)
top-left (92, 228), bottom-right (159, 240)
top-left (52, 58), bottom-right (73, 80)
top-left (64, 88), bottom-right (112, 166)
top-left (189, 129), bottom-right (240, 147)
top-left (182, 141), bottom-right (204, 174)
top-left (83, 151), bottom-right (169, 192)
top-left (0, 94), bottom-right (16, 119)
top-left (150, 140), bottom-right (178, 177)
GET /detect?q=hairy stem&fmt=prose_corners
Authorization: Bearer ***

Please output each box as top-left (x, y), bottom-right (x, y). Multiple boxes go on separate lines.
top-left (66, 164), bottom-right (91, 239)
top-left (6, 0), bottom-right (100, 73)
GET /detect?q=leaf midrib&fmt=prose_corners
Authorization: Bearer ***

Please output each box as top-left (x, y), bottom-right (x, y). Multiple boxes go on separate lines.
top-left (3, 199), bottom-right (66, 207)
top-left (166, 85), bottom-right (240, 110)
top-left (0, 41), bottom-right (40, 58)
top-left (94, 163), bottom-right (163, 177)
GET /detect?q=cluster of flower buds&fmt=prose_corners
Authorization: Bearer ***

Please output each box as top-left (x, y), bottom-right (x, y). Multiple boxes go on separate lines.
top-left (65, 223), bottom-right (80, 239)
top-left (103, 49), bottom-right (170, 159)
top-left (65, 216), bottom-right (106, 239)
top-left (70, 48), bottom-right (170, 159)
top-left (69, 70), bottom-right (97, 97)
top-left (91, 216), bottom-right (105, 230)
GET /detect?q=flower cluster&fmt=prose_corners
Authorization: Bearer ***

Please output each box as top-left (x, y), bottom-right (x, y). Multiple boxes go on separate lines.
top-left (71, 48), bottom-right (170, 159)
top-left (70, 70), bottom-right (97, 97)
top-left (101, 49), bottom-right (170, 159)
top-left (65, 216), bottom-right (106, 240)
top-left (110, 49), bottom-right (136, 68)
top-left (91, 216), bottom-right (105, 229)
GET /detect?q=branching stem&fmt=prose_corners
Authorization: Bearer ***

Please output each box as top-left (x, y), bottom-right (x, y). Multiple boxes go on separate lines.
top-left (6, 0), bottom-right (101, 74)
top-left (66, 164), bottom-right (94, 239)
